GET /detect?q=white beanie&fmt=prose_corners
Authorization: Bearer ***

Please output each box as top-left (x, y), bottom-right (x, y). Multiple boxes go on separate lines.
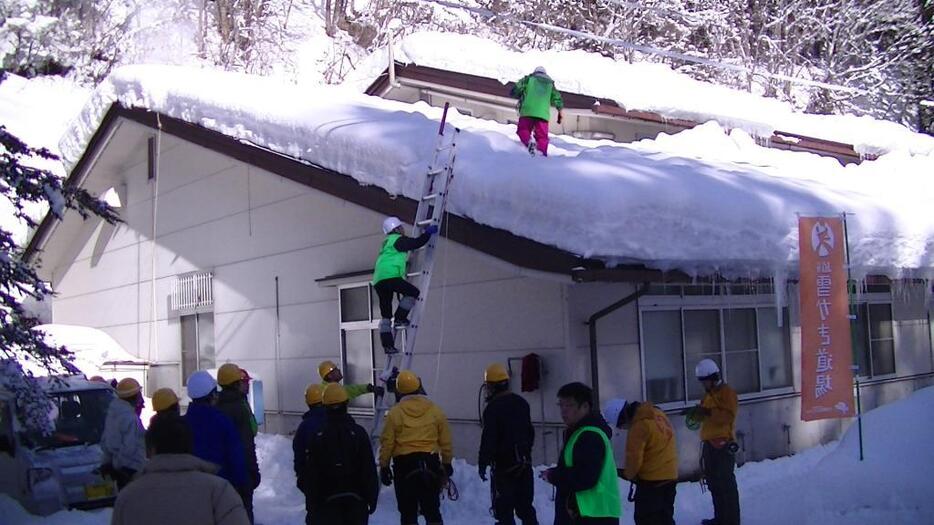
top-left (602, 398), bottom-right (627, 428)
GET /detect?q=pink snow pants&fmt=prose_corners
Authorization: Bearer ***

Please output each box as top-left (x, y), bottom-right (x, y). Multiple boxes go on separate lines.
top-left (516, 116), bottom-right (550, 156)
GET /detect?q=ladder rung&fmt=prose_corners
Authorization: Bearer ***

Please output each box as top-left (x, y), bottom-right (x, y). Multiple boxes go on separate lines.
top-left (406, 271), bottom-right (424, 278)
top-left (427, 169), bottom-right (443, 177)
top-left (416, 219), bottom-right (434, 227)
top-left (421, 193), bottom-right (439, 202)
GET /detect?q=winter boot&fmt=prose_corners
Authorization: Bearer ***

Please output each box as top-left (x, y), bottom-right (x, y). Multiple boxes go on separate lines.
top-left (379, 319), bottom-right (399, 354)
top-left (394, 296), bottom-right (417, 327)
top-left (527, 140), bottom-right (536, 156)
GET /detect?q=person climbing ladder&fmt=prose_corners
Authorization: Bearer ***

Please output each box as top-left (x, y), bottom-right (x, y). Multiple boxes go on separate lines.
top-left (373, 216), bottom-right (439, 354)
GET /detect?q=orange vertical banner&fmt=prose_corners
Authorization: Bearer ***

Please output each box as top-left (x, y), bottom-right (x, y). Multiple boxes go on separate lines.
top-left (799, 216), bottom-right (855, 421)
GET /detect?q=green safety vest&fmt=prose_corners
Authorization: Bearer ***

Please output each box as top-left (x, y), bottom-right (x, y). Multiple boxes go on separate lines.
top-left (563, 425), bottom-right (622, 518)
top-left (373, 233), bottom-right (408, 284)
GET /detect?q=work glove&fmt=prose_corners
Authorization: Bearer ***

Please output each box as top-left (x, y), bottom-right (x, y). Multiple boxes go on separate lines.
top-left (478, 464), bottom-right (488, 482)
top-left (425, 224), bottom-right (439, 236)
top-left (443, 463), bottom-right (454, 478)
top-left (557, 110), bottom-right (564, 124)
top-left (372, 385), bottom-right (385, 397)
top-left (380, 466), bottom-right (393, 486)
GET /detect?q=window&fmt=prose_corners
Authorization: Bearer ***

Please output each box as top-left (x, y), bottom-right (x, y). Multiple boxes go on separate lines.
top-left (852, 302), bottom-right (895, 377)
top-left (338, 284), bottom-right (388, 410)
top-left (181, 313), bottom-right (215, 384)
top-left (641, 287), bottom-right (793, 404)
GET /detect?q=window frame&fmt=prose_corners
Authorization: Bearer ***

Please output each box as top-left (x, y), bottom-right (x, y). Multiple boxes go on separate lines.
top-left (337, 282), bottom-right (381, 413)
top-left (851, 293), bottom-right (896, 380)
top-left (639, 290), bottom-right (795, 410)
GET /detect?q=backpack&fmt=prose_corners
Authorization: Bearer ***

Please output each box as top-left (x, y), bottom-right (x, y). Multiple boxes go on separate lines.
top-left (307, 418), bottom-right (366, 501)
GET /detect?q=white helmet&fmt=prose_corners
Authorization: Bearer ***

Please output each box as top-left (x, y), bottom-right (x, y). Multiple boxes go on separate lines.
top-left (187, 370), bottom-right (217, 400)
top-left (382, 216), bottom-right (403, 235)
top-left (602, 398), bottom-right (627, 428)
top-left (695, 359), bottom-right (721, 380)
top-left (533, 66), bottom-right (547, 75)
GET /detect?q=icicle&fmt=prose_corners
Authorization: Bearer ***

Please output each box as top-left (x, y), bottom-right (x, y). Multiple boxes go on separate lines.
top-left (774, 267), bottom-right (787, 327)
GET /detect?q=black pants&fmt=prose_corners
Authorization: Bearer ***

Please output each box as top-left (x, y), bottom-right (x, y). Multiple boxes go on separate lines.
top-left (702, 441), bottom-right (740, 525)
top-left (112, 467), bottom-right (136, 491)
top-left (491, 465), bottom-right (538, 525)
top-left (374, 278), bottom-right (420, 320)
top-left (393, 453), bottom-right (443, 525)
top-left (239, 486), bottom-right (255, 524)
top-left (633, 480), bottom-right (676, 525)
top-left (316, 497), bottom-right (370, 525)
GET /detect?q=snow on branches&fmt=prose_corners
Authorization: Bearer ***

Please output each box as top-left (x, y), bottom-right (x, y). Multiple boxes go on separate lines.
top-left (0, 124), bottom-right (119, 434)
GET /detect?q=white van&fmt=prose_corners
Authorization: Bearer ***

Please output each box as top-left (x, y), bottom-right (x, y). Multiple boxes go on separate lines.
top-left (0, 375), bottom-right (117, 515)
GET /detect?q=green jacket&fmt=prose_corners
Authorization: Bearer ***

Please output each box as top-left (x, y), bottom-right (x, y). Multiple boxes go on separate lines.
top-left (321, 381), bottom-right (370, 400)
top-left (511, 72), bottom-right (564, 121)
top-left (373, 233), bottom-right (407, 284)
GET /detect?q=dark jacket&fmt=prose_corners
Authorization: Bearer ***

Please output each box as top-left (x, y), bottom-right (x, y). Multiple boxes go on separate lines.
top-left (393, 232), bottom-right (432, 252)
top-left (553, 413), bottom-right (617, 525)
top-left (292, 406), bottom-right (327, 491)
top-left (306, 411), bottom-right (379, 511)
top-left (183, 402), bottom-right (248, 489)
top-left (479, 391), bottom-right (535, 472)
top-left (216, 388), bottom-right (260, 487)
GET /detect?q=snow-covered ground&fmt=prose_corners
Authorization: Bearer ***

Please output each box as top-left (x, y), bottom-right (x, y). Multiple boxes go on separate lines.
top-left (5, 385), bottom-right (933, 524)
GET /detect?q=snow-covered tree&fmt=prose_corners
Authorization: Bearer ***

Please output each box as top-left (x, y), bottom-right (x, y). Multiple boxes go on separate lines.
top-left (0, 122), bottom-right (119, 434)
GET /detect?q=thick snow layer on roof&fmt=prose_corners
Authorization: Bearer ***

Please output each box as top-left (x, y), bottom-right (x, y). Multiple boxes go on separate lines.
top-left (61, 65), bottom-right (934, 280)
top-left (350, 31), bottom-right (934, 158)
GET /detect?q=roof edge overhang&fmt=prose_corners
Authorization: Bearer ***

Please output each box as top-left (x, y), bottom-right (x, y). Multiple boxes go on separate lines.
top-left (24, 103), bottom-right (686, 283)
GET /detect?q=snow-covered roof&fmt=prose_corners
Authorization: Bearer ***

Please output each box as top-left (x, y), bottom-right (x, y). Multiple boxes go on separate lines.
top-left (59, 64), bottom-right (934, 281)
top-left (348, 32), bottom-right (934, 159)
top-left (34, 324), bottom-right (145, 378)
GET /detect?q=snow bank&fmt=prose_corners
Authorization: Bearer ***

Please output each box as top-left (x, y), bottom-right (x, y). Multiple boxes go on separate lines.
top-left (33, 324), bottom-right (144, 377)
top-left (59, 65), bottom-right (934, 280)
top-left (354, 31), bottom-right (934, 158)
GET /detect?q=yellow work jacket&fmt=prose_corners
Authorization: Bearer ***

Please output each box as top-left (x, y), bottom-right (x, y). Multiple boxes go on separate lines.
top-left (379, 395), bottom-right (453, 467)
top-left (624, 403), bottom-right (678, 481)
top-left (700, 383), bottom-right (738, 442)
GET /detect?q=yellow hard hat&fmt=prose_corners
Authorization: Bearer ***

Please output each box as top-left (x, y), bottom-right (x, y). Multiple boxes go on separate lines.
top-left (305, 383), bottom-right (324, 406)
top-left (152, 388), bottom-right (179, 412)
top-left (217, 363), bottom-right (242, 386)
top-left (396, 370), bottom-right (421, 395)
top-left (116, 378), bottom-right (141, 399)
top-left (322, 383), bottom-right (349, 406)
top-left (318, 360), bottom-right (338, 380)
top-left (484, 363), bottom-right (509, 383)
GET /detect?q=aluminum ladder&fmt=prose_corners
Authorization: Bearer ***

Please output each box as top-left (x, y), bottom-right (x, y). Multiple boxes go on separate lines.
top-left (370, 102), bottom-right (459, 440)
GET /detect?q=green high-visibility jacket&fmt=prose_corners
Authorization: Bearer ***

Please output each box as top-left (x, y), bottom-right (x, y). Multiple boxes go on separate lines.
top-left (373, 233), bottom-right (407, 284)
top-left (563, 425), bottom-right (622, 518)
top-left (320, 381), bottom-right (370, 400)
top-left (511, 73), bottom-right (564, 121)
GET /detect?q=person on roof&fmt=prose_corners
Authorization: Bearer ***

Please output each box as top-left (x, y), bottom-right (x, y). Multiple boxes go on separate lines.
top-left (100, 377), bottom-right (147, 489)
top-left (372, 216), bottom-right (439, 354)
top-left (510, 66), bottom-right (564, 156)
top-left (682, 359), bottom-right (740, 525)
top-left (111, 414), bottom-right (250, 525)
top-left (603, 398), bottom-right (678, 525)
top-left (379, 370), bottom-right (453, 525)
top-left (215, 363), bottom-right (261, 524)
top-left (479, 363), bottom-right (538, 525)
top-left (318, 360), bottom-right (379, 400)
